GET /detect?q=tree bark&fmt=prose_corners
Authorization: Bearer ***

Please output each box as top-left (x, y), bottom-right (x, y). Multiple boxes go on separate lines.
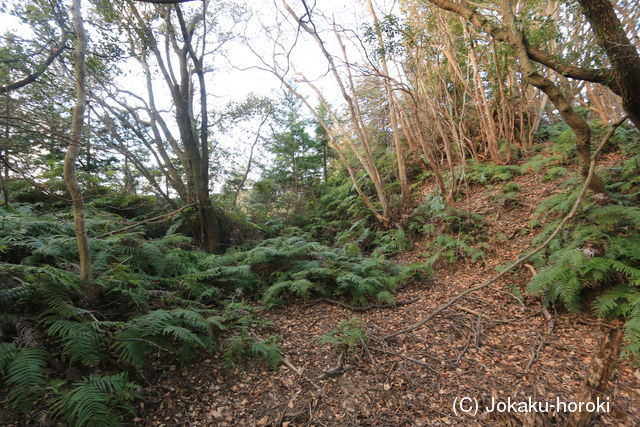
top-left (0, 45), bottom-right (65, 94)
top-left (280, 1), bottom-right (392, 225)
top-left (365, 0), bottom-right (411, 206)
top-left (498, 0), bottom-right (607, 194)
top-left (173, 4), bottom-right (222, 252)
top-left (577, 0), bottom-right (640, 130)
top-left (115, 1), bottom-right (226, 252)
top-left (65, 0), bottom-right (94, 295)
top-left (232, 116), bottom-right (267, 209)
top-left (565, 328), bottom-right (624, 427)
top-left (1, 96), bottom-right (10, 206)
top-left (424, 0), bottom-right (608, 194)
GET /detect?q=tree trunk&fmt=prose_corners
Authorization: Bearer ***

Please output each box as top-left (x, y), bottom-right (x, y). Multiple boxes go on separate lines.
top-left (578, 0), bottom-right (640, 130)
top-left (281, 1), bottom-right (392, 225)
top-left (365, 0), bottom-right (411, 206)
top-left (65, 0), bottom-right (94, 296)
top-left (565, 328), bottom-right (623, 427)
top-left (2, 96), bottom-right (9, 206)
top-left (499, 0), bottom-right (607, 194)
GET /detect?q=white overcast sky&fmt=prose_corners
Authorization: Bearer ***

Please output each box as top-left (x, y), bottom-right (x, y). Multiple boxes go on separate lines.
top-left (2, 0), bottom-right (401, 188)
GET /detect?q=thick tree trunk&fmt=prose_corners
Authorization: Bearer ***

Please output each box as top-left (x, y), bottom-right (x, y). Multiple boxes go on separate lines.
top-left (578, 0), bottom-right (640, 130)
top-left (65, 0), bottom-right (94, 295)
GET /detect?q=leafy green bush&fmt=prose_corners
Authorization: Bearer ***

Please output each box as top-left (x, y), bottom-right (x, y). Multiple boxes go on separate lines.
top-left (522, 153), bottom-right (560, 173)
top-left (535, 121), bottom-right (570, 142)
top-left (408, 195), bottom-right (487, 266)
top-left (550, 128), bottom-right (577, 162)
top-left (423, 234), bottom-right (486, 266)
top-left (50, 373), bottom-right (140, 426)
top-left (371, 228), bottom-right (413, 258)
top-left (543, 166), bottom-right (569, 182)
top-left (491, 182), bottom-right (521, 208)
top-left (409, 195), bottom-right (486, 237)
top-left (224, 330), bottom-right (282, 368)
top-left (0, 343), bottom-right (48, 412)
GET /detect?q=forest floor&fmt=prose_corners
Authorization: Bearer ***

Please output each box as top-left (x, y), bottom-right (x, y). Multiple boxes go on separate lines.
top-left (141, 154), bottom-right (640, 426)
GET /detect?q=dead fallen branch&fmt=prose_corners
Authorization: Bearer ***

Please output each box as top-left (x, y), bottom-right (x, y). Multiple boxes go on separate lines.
top-left (525, 332), bottom-right (545, 369)
top-left (542, 306), bottom-right (555, 334)
top-left (95, 203), bottom-right (197, 238)
top-left (524, 264), bottom-right (556, 334)
top-left (383, 116), bottom-right (627, 340)
top-left (458, 305), bottom-right (490, 320)
top-left (317, 351), bottom-right (345, 380)
top-left (368, 346), bottom-right (439, 372)
top-left (283, 357), bottom-right (303, 376)
top-left (282, 357), bottom-right (322, 391)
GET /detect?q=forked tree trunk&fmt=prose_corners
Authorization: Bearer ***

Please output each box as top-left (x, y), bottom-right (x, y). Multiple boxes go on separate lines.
top-left (464, 25), bottom-right (503, 164)
top-left (282, 1), bottom-right (392, 225)
top-left (65, 0), bottom-right (94, 296)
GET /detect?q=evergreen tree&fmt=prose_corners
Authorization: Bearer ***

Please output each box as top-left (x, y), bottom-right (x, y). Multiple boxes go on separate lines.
top-left (254, 93), bottom-right (325, 216)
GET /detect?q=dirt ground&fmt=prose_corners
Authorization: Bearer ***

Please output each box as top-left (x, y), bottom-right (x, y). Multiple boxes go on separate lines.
top-left (141, 155), bottom-right (640, 426)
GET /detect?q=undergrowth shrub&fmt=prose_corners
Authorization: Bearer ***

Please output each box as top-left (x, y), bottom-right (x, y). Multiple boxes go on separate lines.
top-left (0, 203), bottom-right (419, 424)
top-left (318, 317), bottom-right (367, 351)
top-left (247, 236), bottom-right (417, 307)
top-left (409, 195), bottom-right (486, 236)
top-left (522, 153), bottom-right (561, 173)
top-left (408, 195), bottom-right (487, 266)
top-left (465, 161), bottom-right (521, 185)
top-left (491, 182), bottom-right (521, 208)
top-left (527, 201), bottom-right (640, 355)
top-left (50, 373), bottom-right (141, 426)
top-left (224, 330), bottom-right (283, 368)
top-left (543, 166), bottom-right (568, 182)
top-left (549, 128), bottom-right (577, 162)
top-left (524, 127), bottom-right (640, 356)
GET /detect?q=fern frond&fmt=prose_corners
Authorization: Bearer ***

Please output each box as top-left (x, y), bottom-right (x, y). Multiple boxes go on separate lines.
top-left (0, 343), bottom-right (48, 412)
top-left (51, 373), bottom-right (140, 427)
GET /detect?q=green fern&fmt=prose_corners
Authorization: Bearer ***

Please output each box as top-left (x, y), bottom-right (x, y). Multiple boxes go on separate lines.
top-left (112, 308), bottom-right (215, 366)
top-left (46, 319), bottom-right (104, 368)
top-left (223, 329), bottom-right (282, 368)
top-left (318, 318), bottom-right (367, 350)
top-left (522, 154), bottom-right (560, 173)
top-left (0, 343), bottom-right (48, 412)
top-left (465, 162), bottom-right (521, 184)
top-left (525, 195), bottom-right (640, 355)
top-left (50, 373), bottom-right (140, 427)
top-left (425, 234), bottom-right (486, 266)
